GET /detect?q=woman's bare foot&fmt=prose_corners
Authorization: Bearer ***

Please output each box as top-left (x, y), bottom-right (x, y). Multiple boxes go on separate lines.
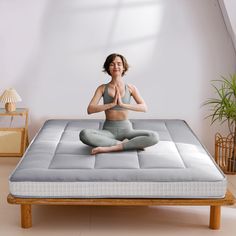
top-left (91, 143), bottom-right (123, 155)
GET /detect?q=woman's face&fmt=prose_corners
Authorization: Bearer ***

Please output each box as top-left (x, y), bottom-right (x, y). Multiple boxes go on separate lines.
top-left (109, 56), bottom-right (124, 76)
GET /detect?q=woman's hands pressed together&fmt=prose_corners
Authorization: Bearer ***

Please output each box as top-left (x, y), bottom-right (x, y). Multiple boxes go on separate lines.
top-left (116, 87), bottom-right (123, 107)
top-left (112, 86), bottom-right (123, 108)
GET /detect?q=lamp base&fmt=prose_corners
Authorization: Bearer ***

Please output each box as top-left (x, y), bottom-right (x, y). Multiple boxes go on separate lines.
top-left (5, 102), bottom-right (16, 112)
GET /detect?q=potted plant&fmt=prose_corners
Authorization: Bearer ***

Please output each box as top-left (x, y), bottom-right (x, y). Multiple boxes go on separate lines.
top-left (203, 74), bottom-right (236, 173)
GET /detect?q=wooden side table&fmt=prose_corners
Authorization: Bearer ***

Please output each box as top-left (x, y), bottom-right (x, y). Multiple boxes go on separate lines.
top-left (0, 108), bottom-right (29, 157)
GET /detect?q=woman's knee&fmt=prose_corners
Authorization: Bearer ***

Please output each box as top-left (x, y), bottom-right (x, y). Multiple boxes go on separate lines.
top-left (148, 131), bottom-right (159, 145)
top-left (79, 129), bottom-right (91, 144)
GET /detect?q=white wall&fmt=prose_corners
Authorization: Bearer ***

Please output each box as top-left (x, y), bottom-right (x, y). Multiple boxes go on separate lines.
top-left (0, 0), bottom-right (236, 155)
top-left (219, 0), bottom-right (236, 50)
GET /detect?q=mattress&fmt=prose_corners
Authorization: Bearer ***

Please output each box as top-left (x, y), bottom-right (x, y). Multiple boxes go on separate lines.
top-left (9, 119), bottom-right (227, 198)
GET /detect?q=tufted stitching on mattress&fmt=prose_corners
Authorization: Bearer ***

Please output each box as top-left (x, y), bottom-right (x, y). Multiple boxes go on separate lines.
top-left (137, 151), bottom-right (141, 169)
top-left (130, 120), bottom-right (141, 169)
top-left (48, 121), bottom-right (70, 169)
top-left (46, 120), bottom-right (188, 170)
top-left (164, 121), bottom-right (187, 169)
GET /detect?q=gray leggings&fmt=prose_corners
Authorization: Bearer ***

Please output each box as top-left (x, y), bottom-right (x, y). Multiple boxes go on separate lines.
top-left (79, 120), bottom-right (159, 151)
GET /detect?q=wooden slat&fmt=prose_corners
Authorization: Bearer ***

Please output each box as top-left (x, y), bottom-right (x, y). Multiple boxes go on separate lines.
top-left (7, 190), bottom-right (235, 229)
top-left (7, 190), bottom-right (235, 206)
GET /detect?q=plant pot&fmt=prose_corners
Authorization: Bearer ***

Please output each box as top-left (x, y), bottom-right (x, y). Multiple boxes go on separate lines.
top-left (215, 133), bottom-right (236, 174)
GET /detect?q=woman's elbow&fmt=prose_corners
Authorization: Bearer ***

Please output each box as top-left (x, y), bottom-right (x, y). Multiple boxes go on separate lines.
top-left (87, 106), bottom-right (93, 114)
top-left (143, 104), bottom-right (148, 112)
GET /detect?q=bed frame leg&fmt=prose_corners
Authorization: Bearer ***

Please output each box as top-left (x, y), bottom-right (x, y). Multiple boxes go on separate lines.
top-left (209, 205), bottom-right (221, 230)
top-left (21, 204), bottom-right (32, 228)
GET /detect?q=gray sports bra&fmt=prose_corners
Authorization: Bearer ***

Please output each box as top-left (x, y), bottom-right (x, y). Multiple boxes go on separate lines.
top-left (103, 83), bottom-right (131, 110)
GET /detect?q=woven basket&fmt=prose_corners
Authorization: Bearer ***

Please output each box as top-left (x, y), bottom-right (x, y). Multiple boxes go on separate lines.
top-left (215, 133), bottom-right (236, 174)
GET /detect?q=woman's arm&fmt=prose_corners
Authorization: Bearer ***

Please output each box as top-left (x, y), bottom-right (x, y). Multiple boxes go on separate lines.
top-left (117, 84), bottom-right (147, 112)
top-left (87, 85), bottom-right (117, 114)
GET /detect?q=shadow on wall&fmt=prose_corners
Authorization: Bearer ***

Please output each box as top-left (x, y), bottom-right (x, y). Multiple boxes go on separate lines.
top-left (13, 0), bottom-right (164, 140)
top-left (7, 0), bottom-right (235, 153)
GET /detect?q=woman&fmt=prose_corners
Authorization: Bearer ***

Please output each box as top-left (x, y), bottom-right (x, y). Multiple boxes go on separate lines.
top-left (80, 53), bottom-right (159, 155)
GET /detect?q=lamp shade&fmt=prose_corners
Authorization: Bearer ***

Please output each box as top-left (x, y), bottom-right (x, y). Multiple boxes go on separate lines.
top-left (0, 88), bottom-right (22, 112)
top-left (0, 88), bottom-right (22, 103)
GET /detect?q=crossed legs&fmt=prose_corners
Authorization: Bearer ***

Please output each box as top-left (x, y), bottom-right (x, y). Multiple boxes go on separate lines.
top-left (79, 128), bottom-right (158, 155)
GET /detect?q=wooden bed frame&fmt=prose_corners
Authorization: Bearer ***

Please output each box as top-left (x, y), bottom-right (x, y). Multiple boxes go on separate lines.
top-left (7, 190), bottom-right (235, 229)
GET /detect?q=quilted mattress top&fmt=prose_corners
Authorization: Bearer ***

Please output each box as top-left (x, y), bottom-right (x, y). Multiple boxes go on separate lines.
top-left (9, 119), bottom-right (225, 183)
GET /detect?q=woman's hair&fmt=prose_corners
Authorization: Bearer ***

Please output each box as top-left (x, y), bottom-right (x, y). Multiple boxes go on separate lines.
top-left (103, 53), bottom-right (129, 76)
